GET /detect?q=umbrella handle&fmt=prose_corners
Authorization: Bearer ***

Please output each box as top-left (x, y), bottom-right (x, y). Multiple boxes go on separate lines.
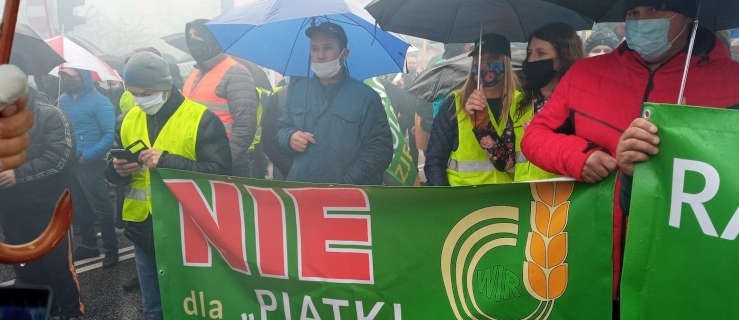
top-left (677, 20), bottom-right (699, 105)
top-left (477, 26), bottom-right (482, 91)
top-left (0, 0), bottom-right (21, 64)
top-left (0, 190), bottom-right (74, 264)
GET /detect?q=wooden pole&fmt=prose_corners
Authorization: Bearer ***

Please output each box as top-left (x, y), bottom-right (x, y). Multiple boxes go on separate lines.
top-left (0, 0), bottom-right (21, 64)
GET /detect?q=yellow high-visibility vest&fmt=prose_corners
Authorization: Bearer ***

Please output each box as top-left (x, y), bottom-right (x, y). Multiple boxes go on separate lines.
top-left (119, 99), bottom-right (206, 222)
top-left (510, 101), bottom-right (560, 182)
top-left (446, 90), bottom-right (516, 186)
top-left (249, 86), bottom-right (282, 151)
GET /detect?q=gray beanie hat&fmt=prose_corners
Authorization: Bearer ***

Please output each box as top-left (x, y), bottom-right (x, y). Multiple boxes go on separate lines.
top-left (585, 29), bottom-right (621, 53)
top-left (124, 52), bottom-right (173, 91)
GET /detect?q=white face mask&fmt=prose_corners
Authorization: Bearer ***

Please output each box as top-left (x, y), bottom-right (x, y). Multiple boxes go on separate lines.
top-left (311, 49), bottom-right (345, 79)
top-left (134, 92), bottom-right (166, 115)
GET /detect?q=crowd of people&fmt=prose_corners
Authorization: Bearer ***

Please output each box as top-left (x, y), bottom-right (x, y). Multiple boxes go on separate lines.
top-left (0, 0), bottom-right (738, 319)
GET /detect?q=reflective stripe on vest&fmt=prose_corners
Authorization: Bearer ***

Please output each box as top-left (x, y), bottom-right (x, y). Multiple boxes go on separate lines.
top-left (119, 99), bottom-right (206, 222)
top-left (446, 90), bottom-right (513, 186)
top-left (510, 100), bottom-right (560, 182)
top-left (515, 151), bottom-right (527, 164)
top-left (127, 188), bottom-right (147, 201)
top-left (183, 56), bottom-right (238, 135)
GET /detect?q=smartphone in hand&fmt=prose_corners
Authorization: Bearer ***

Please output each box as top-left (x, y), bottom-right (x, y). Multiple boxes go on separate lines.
top-left (109, 140), bottom-right (148, 164)
top-left (109, 149), bottom-right (139, 163)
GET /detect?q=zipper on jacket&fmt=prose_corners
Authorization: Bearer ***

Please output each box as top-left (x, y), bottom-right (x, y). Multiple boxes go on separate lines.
top-left (640, 59), bottom-right (670, 103)
top-left (641, 71), bottom-right (656, 103)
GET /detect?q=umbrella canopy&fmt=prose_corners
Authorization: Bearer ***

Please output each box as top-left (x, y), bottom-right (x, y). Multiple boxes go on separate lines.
top-left (407, 54), bottom-right (472, 102)
top-left (365, 0), bottom-right (593, 43)
top-left (10, 25), bottom-right (65, 76)
top-left (207, 0), bottom-right (409, 79)
top-left (544, 0), bottom-right (739, 30)
top-left (45, 35), bottom-right (123, 82)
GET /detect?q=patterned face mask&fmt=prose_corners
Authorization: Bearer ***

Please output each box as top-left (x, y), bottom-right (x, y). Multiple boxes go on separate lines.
top-left (471, 62), bottom-right (506, 87)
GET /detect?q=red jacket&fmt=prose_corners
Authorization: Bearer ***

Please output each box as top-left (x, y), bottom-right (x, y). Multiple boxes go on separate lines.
top-left (521, 32), bottom-right (739, 297)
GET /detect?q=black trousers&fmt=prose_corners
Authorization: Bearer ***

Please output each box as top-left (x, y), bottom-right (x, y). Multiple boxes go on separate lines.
top-left (71, 159), bottom-right (118, 253)
top-left (0, 192), bottom-right (83, 316)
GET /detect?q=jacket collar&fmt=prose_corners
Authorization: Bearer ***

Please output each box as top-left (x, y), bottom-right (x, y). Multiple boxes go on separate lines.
top-left (195, 54), bottom-right (228, 71)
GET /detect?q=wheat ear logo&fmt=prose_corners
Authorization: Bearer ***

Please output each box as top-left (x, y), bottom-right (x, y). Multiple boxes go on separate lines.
top-left (441, 182), bottom-right (574, 320)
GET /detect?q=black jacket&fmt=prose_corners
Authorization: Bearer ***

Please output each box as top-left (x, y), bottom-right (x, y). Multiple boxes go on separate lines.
top-left (424, 95), bottom-right (458, 186)
top-left (105, 88), bottom-right (231, 186)
top-left (0, 89), bottom-right (75, 205)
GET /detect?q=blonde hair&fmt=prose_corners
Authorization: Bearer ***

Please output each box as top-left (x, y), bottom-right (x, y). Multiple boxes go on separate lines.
top-left (458, 55), bottom-right (519, 123)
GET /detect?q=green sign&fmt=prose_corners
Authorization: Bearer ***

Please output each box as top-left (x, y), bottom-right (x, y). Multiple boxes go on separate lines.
top-left (622, 104), bottom-right (739, 319)
top-left (365, 78), bottom-right (418, 186)
top-left (151, 170), bottom-right (613, 319)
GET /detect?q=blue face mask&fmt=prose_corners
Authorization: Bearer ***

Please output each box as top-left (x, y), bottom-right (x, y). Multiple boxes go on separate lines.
top-left (626, 15), bottom-right (686, 62)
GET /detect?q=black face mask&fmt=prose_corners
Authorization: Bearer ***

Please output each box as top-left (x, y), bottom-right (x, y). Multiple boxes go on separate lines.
top-left (523, 59), bottom-right (557, 90)
top-left (61, 77), bottom-right (84, 95)
top-left (187, 38), bottom-right (218, 63)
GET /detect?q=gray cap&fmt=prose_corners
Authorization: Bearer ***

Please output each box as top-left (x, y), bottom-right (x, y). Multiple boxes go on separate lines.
top-left (124, 52), bottom-right (173, 91)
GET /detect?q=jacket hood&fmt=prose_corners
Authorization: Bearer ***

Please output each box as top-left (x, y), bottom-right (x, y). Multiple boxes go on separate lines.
top-left (69, 68), bottom-right (98, 94)
top-left (185, 19), bottom-right (223, 52)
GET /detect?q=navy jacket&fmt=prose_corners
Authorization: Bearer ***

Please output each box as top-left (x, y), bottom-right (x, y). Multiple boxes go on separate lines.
top-left (277, 74), bottom-right (393, 185)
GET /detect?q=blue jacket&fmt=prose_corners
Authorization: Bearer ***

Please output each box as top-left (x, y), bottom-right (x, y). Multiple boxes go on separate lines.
top-left (277, 74), bottom-right (393, 185)
top-left (59, 70), bottom-right (115, 161)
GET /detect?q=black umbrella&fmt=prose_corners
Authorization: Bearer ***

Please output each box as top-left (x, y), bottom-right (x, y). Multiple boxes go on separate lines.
top-left (10, 25), bottom-right (65, 76)
top-left (162, 32), bottom-right (189, 54)
top-left (407, 54), bottom-right (472, 102)
top-left (365, 0), bottom-right (593, 43)
top-left (543, 0), bottom-right (739, 31)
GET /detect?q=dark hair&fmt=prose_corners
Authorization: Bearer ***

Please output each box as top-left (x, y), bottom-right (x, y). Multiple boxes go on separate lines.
top-left (517, 23), bottom-right (583, 119)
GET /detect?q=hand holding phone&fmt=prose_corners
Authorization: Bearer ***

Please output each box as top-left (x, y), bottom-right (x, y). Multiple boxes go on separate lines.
top-left (109, 140), bottom-right (148, 164)
top-left (109, 148), bottom-right (139, 163)
top-left (112, 157), bottom-right (142, 177)
top-left (110, 140), bottom-right (148, 176)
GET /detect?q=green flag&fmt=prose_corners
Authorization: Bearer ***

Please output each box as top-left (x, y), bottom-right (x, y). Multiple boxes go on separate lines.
top-left (151, 169), bottom-right (613, 319)
top-left (622, 103), bottom-right (739, 319)
top-left (365, 78), bottom-right (418, 186)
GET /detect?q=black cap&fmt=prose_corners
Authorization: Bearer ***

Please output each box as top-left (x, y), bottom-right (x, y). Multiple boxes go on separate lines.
top-left (469, 33), bottom-right (511, 58)
top-left (624, 0), bottom-right (698, 18)
top-left (305, 22), bottom-right (348, 48)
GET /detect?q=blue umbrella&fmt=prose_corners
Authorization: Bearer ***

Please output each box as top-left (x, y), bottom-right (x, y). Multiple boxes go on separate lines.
top-left (206, 0), bottom-right (409, 80)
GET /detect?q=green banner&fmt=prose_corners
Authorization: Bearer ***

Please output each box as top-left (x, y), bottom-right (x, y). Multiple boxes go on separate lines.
top-left (622, 104), bottom-right (739, 318)
top-left (151, 170), bottom-right (613, 319)
top-left (365, 78), bottom-right (418, 186)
